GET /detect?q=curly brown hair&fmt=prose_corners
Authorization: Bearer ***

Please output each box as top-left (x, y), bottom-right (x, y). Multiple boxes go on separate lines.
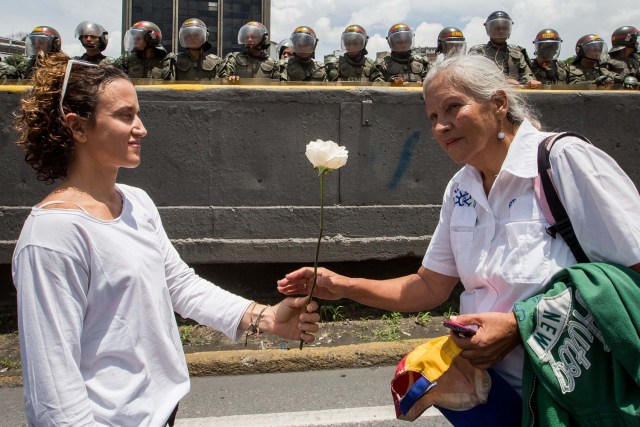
top-left (13, 53), bottom-right (130, 183)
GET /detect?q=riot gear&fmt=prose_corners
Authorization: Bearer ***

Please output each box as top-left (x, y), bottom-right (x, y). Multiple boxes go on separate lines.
top-left (276, 39), bottom-right (293, 59)
top-left (75, 21), bottom-right (108, 52)
top-left (341, 25), bottom-right (368, 54)
top-left (291, 26), bottom-right (318, 56)
top-left (280, 55), bottom-right (326, 81)
top-left (179, 18), bottom-right (211, 51)
top-left (124, 21), bottom-right (164, 53)
top-left (25, 26), bottom-right (61, 57)
top-left (238, 21), bottom-right (270, 50)
top-left (622, 75), bottom-right (639, 89)
top-left (533, 29), bottom-right (562, 61)
top-left (610, 26), bottom-right (639, 54)
top-left (436, 27), bottom-right (466, 56)
top-left (386, 23), bottom-right (414, 52)
top-left (485, 11), bottom-right (513, 40)
top-left (575, 34), bottom-right (608, 63)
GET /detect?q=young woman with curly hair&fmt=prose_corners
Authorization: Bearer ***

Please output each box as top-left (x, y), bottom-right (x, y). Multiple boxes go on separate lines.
top-left (12, 53), bottom-right (319, 426)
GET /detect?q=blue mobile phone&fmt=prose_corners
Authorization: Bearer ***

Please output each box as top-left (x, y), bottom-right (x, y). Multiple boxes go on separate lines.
top-left (443, 320), bottom-right (477, 337)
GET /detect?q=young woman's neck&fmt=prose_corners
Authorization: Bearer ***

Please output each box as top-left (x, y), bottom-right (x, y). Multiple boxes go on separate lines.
top-left (63, 163), bottom-right (120, 202)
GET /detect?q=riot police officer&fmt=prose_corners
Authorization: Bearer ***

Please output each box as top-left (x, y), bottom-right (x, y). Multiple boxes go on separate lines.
top-left (280, 26), bottom-right (327, 82)
top-left (19, 26), bottom-right (62, 79)
top-left (115, 21), bottom-right (175, 80)
top-left (468, 11), bottom-right (540, 87)
top-left (435, 27), bottom-right (466, 58)
top-left (0, 60), bottom-right (18, 83)
top-left (74, 21), bottom-right (113, 65)
top-left (325, 25), bottom-right (383, 82)
top-left (277, 39), bottom-right (294, 60)
top-left (530, 29), bottom-right (569, 84)
top-left (174, 18), bottom-right (224, 81)
top-left (606, 26), bottom-right (639, 81)
top-left (222, 21), bottom-right (279, 80)
top-left (375, 23), bottom-right (430, 84)
top-left (569, 34), bottom-right (617, 86)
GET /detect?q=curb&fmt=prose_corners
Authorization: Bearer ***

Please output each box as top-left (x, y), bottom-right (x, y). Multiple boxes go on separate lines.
top-left (1, 339), bottom-right (423, 388)
top-left (186, 339), bottom-right (425, 376)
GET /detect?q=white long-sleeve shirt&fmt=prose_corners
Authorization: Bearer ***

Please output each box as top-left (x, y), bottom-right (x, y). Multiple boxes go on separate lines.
top-left (12, 184), bottom-right (252, 426)
top-left (423, 119), bottom-right (640, 393)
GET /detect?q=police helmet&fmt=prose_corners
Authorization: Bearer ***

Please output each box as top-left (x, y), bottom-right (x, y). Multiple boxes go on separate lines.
top-left (276, 38), bottom-right (293, 59)
top-left (341, 25), bottom-right (368, 54)
top-left (622, 75), bottom-right (639, 89)
top-left (436, 27), bottom-right (466, 56)
top-left (533, 29), bottom-right (562, 60)
top-left (75, 21), bottom-right (108, 52)
top-left (179, 18), bottom-right (211, 50)
top-left (575, 34), bottom-right (608, 63)
top-left (386, 23), bottom-right (414, 52)
top-left (124, 21), bottom-right (164, 53)
top-left (485, 11), bottom-right (513, 40)
top-left (610, 26), bottom-right (639, 54)
top-left (26, 26), bottom-right (62, 57)
top-left (238, 21), bottom-right (270, 50)
top-left (291, 26), bottom-right (318, 56)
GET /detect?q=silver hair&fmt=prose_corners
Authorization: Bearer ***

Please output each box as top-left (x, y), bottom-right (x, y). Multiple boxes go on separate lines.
top-left (423, 54), bottom-right (541, 129)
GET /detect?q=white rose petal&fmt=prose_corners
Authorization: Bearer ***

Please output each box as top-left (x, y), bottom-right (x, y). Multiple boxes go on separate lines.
top-left (305, 139), bottom-right (348, 170)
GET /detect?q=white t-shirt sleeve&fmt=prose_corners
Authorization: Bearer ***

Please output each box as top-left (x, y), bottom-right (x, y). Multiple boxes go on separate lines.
top-left (148, 202), bottom-right (251, 341)
top-left (13, 245), bottom-right (95, 426)
top-left (422, 181), bottom-right (460, 278)
top-left (551, 138), bottom-right (640, 266)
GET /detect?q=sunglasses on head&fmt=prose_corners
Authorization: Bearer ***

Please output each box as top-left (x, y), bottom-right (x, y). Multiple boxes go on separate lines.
top-left (59, 59), bottom-right (99, 118)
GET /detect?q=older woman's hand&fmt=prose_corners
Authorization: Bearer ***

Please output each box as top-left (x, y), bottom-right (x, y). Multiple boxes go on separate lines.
top-left (447, 312), bottom-right (521, 370)
top-left (277, 266), bottom-right (348, 301)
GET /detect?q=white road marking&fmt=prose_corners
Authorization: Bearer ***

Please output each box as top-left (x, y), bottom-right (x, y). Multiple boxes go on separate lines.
top-left (176, 405), bottom-right (448, 426)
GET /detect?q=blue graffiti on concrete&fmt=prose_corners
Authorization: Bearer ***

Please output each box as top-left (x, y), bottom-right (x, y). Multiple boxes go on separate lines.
top-left (388, 131), bottom-right (421, 190)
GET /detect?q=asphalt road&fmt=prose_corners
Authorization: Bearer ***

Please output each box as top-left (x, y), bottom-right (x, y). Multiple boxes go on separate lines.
top-left (0, 366), bottom-right (451, 426)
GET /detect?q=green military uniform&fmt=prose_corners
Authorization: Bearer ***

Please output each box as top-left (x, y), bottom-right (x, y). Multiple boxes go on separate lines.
top-left (175, 50), bottom-right (224, 81)
top-left (374, 52), bottom-right (429, 82)
top-left (606, 52), bottom-right (640, 79)
top-left (568, 61), bottom-right (617, 85)
top-left (115, 50), bottom-right (175, 80)
top-left (0, 61), bottom-right (18, 82)
top-left (325, 54), bottom-right (383, 82)
top-left (16, 58), bottom-right (38, 80)
top-left (280, 56), bottom-right (327, 82)
top-left (530, 59), bottom-right (569, 84)
top-left (276, 58), bottom-right (288, 78)
top-left (74, 53), bottom-right (115, 65)
top-left (222, 51), bottom-right (279, 79)
top-left (468, 42), bottom-right (535, 84)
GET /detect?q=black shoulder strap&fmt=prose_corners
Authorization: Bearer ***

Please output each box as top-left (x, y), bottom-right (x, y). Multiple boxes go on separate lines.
top-left (537, 132), bottom-right (591, 263)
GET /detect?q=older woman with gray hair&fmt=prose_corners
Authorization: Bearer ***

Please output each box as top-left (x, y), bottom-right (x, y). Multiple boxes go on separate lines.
top-left (279, 54), bottom-right (640, 425)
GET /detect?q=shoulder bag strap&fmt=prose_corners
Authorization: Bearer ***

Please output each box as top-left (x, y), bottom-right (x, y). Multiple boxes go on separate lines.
top-left (536, 132), bottom-right (591, 263)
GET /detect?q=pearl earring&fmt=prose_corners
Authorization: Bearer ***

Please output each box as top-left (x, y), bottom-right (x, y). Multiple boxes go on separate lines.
top-left (498, 131), bottom-right (505, 141)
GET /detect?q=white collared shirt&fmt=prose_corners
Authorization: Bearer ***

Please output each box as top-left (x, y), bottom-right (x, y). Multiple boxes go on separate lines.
top-left (423, 119), bottom-right (640, 391)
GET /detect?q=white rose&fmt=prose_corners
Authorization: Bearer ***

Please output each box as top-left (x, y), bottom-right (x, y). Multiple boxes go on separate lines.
top-left (305, 139), bottom-right (348, 170)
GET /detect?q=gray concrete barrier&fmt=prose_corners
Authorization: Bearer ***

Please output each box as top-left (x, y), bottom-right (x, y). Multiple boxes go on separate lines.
top-left (1, 85), bottom-right (639, 266)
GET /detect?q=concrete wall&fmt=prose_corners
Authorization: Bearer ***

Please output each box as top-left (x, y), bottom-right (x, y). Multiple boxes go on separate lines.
top-left (1, 85), bottom-right (640, 266)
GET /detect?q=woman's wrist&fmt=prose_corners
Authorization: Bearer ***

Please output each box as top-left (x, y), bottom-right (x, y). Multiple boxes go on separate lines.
top-left (246, 303), bottom-right (272, 333)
